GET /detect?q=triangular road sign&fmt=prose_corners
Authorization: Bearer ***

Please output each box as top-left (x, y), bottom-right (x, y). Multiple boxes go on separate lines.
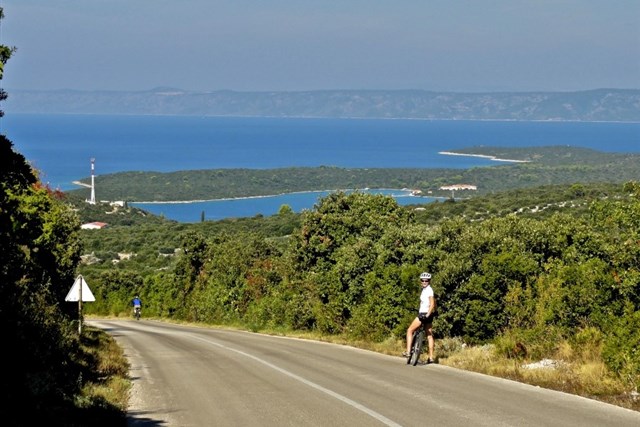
top-left (65, 275), bottom-right (96, 302)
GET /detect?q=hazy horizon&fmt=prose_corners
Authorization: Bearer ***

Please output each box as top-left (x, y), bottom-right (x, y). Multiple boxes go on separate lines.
top-left (9, 87), bottom-right (640, 94)
top-left (2, 1), bottom-right (639, 93)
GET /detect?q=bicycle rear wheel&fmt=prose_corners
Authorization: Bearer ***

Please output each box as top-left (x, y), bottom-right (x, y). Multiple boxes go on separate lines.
top-left (410, 330), bottom-right (424, 366)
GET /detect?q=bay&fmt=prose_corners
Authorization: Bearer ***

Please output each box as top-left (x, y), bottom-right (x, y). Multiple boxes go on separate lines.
top-left (2, 114), bottom-right (638, 221)
top-left (132, 189), bottom-right (432, 222)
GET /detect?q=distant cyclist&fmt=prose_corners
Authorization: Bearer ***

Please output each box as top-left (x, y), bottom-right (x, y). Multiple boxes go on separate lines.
top-left (132, 295), bottom-right (142, 317)
top-left (403, 272), bottom-right (436, 363)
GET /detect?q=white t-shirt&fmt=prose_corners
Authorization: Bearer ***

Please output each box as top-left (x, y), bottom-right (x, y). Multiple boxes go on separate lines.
top-left (419, 285), bottom-right (434, 313)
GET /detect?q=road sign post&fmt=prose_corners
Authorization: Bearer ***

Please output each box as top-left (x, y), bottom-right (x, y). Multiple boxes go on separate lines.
top-left (65, 274), bottom-right (95, 334)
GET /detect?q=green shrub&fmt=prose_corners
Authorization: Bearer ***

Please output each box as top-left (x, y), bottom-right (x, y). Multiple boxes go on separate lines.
top-left (437, 336), bottom-right (466, 358)
top-left (495, 327), bottom-right (564, 360)
top-left (570, 326), bottom-right (603, 361)
top-left (602, 308), bottom-right (640, 389)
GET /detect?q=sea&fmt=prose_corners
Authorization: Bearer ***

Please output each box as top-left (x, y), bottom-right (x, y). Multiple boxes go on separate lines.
top-left (2, 113), bottom-right (639, 222)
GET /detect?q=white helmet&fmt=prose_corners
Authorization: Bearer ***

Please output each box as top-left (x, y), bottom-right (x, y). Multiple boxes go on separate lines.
top-left (419, 272), bottom-right (431, 280)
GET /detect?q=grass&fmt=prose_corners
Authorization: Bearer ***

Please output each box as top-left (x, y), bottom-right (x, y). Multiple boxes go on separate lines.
top-left (436, 336), bottom-right (640, 412)
top-left (62, 326), bottom-right (131, 426)
top-left (79, 327), bottom-right (131, 413)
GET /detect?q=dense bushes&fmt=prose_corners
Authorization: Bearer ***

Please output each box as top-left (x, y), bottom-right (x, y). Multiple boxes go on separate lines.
top-left (1, 135), bottom-right (87, 421)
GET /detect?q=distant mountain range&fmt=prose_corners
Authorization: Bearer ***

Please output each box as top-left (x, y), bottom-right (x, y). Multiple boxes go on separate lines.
top-left (6, 88), bottom-right (640, 122)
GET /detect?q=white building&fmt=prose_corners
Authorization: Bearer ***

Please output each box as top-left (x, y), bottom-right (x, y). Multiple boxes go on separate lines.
top-left (80, 221), bottom-right (108, 230)
top-left (439, 184), bottom-right (477, 191)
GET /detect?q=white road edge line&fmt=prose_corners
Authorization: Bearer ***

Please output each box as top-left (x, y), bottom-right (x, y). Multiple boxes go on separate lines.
top-left (189, 334), bottom-right (402, 427)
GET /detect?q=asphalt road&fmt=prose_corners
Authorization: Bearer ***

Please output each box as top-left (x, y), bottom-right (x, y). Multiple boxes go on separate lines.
top-left (88, 319), bottom-right (640, 427)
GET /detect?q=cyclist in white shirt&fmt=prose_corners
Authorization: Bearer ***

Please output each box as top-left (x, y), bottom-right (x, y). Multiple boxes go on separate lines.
top-left (403, 272), bottom-right (436, 363)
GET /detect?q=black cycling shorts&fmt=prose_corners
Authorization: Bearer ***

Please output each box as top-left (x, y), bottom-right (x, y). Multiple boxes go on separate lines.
top-left (418, 312), bottom-right (435, 324)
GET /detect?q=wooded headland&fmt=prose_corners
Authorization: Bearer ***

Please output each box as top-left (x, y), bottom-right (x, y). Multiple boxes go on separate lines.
top-left (67, 146), bottom-right (640, 202)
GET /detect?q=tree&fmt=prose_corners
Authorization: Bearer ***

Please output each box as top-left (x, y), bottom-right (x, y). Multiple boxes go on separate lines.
top-left (278, 204), bottom-right (293, 215)
top-left (0, 9), bottom-right (85, 421)
top-left (290, 191), bottom-right (414, 332)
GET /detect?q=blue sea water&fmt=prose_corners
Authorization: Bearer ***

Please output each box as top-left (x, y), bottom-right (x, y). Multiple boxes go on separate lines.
top-left (134, 189), bottom-right (427, 222)
top-left (2, 114), bottom-right (638, 221)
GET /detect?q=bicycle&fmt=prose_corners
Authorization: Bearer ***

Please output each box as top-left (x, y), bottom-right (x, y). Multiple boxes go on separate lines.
top-left (406, 327), bottom-right (425, 366)
top-left (133, 306), bottom-right (141, 321)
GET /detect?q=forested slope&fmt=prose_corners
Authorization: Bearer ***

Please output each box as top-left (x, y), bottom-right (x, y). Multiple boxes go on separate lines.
top-left (67, 146), bottom-right (640, 202)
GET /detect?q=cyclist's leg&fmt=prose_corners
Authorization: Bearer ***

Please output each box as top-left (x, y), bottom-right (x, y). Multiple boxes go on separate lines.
top-left (424, 322), bottom-right (434, 361)
top-left (405, 316), bottom-right (422, 354)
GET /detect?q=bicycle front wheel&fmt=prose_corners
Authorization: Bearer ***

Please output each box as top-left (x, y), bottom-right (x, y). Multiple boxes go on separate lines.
top-left (410, 331), bottom-right (424, 366)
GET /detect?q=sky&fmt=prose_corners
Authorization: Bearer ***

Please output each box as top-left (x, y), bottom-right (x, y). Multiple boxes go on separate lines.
top-left (1, 0), bottom-right (639, 93)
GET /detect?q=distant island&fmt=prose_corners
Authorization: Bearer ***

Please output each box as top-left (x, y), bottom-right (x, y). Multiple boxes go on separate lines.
top-left (8, 88), bottom-right (640, 122)
top-left (67, 146), bottom-right (640, 202)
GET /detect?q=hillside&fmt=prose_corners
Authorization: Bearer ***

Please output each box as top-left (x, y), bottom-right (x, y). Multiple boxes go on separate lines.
top-left (8, 88), bottom-right (640, 122)
top-left (66, 146), bottom-right (640, 202)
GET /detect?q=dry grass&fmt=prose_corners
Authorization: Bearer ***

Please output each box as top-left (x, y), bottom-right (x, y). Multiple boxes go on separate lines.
top-left (77, 327), bottom-right (131, 419)
top-left (437, 339), bottom-right (640, 412)
top-left (89, 331), bottom-right (131, 411)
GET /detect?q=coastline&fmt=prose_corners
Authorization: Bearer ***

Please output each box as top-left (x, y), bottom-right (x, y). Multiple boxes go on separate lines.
top-left (438, 151), bottom-right (530, 163)
top-left (131, 188), bottom-right (419, 205)
top-left (72, 180), bottom-right (92, 188)
top-left (130, 189), bottom-right (444, 222)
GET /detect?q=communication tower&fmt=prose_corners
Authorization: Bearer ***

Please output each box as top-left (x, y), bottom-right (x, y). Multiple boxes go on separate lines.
top-left (89, 158), bottom-right (96, 204)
